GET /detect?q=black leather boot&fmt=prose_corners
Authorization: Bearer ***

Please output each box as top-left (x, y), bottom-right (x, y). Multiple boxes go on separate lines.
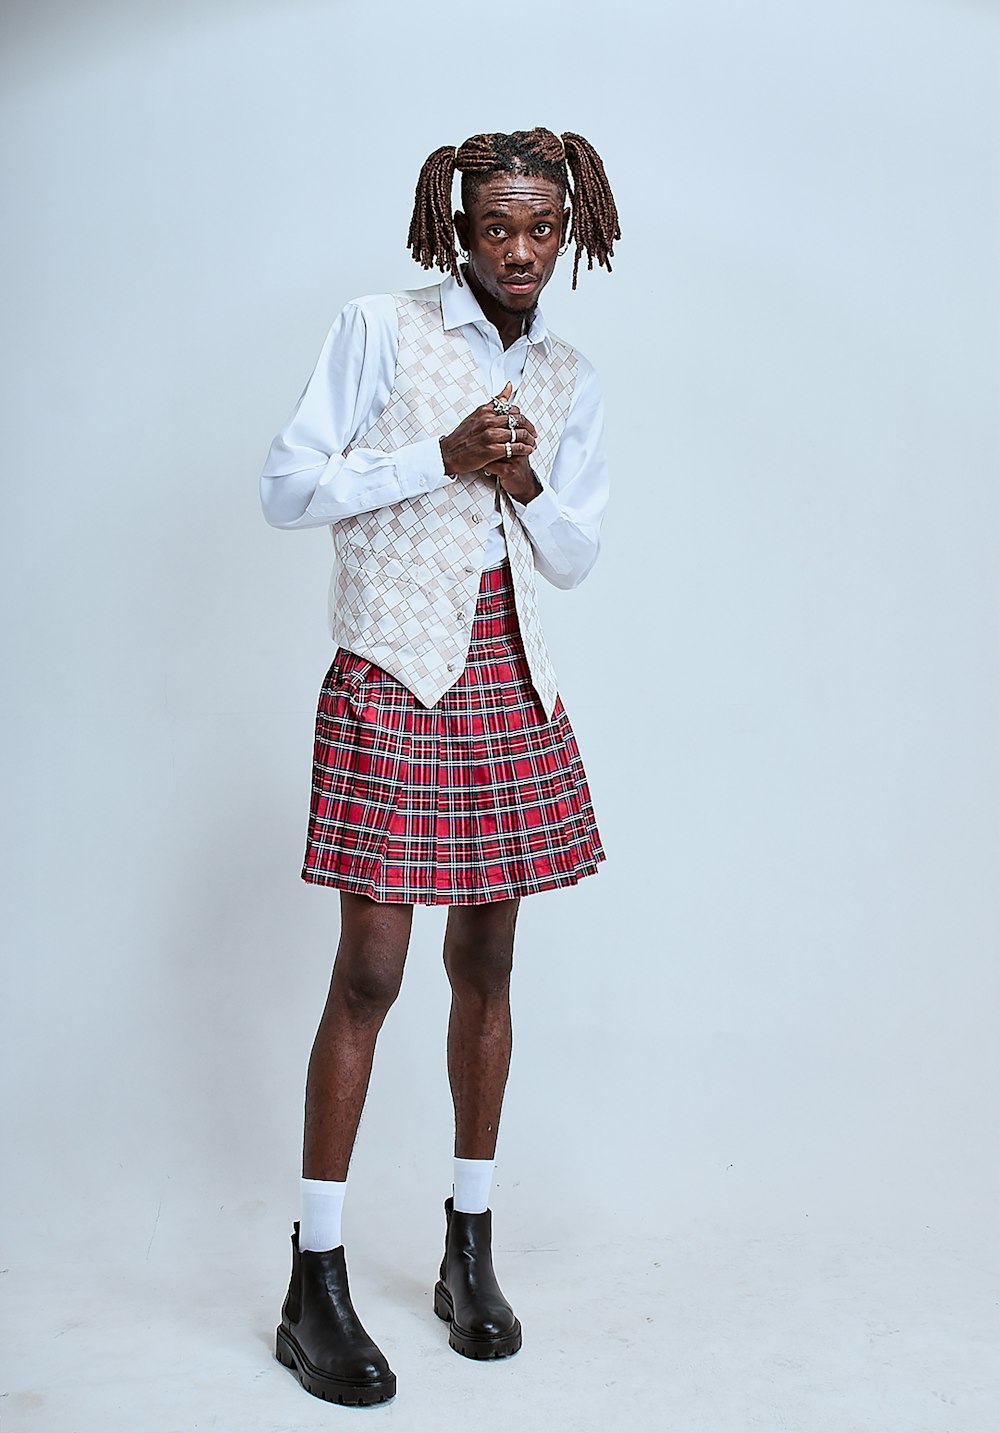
top-left (433, 1196), bottom-right (522, 1359)
top-left (275, 1223), bottom-right (396, 1405)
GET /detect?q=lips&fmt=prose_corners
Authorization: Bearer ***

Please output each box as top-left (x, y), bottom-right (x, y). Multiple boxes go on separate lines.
top-left (501, 275), bottom-right (540, 293)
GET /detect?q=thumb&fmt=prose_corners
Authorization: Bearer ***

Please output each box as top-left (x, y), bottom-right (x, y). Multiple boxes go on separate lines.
top-left (496, 381), bottom-right (513, 401)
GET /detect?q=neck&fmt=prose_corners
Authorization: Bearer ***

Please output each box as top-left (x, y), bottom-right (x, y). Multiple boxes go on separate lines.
top-left (462, 266), bottom-right (532, 351)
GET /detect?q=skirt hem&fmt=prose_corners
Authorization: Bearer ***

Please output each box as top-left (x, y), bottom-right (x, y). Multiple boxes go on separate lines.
top-left (299, 850), bottom-right (606, 906)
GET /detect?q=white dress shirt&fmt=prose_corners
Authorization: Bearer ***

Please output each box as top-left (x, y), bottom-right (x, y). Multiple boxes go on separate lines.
top-left (259, 271), bottom-right (609, 588)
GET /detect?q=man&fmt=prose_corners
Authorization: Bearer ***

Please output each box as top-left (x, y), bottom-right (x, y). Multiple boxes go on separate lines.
top-left (259, 128), bottom-right (620, 1406)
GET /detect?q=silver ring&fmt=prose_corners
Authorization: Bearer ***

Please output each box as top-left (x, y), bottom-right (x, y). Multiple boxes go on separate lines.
top-left (508, 414), bottom-right (517, 434)
top-left (492, 395), bottom-right (511, 415)
top-left (505, 440), bottom-right (512, 459)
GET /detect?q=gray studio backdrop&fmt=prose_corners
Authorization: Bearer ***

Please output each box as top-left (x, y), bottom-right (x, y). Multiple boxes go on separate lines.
top-left (2, 0), bottom-right (997, 1279)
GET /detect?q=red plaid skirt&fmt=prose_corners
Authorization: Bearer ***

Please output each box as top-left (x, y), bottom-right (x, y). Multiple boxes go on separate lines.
top-left (301, 561), bottom-right (605, 904)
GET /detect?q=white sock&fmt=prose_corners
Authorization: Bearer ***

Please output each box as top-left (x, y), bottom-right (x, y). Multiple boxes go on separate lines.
top-left (300, 1177), bottom-right (347, 1251)
top-left (453, 1157), bottom-right (495, 1214)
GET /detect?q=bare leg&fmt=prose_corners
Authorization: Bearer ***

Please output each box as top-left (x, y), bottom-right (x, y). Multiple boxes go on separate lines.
top-left (442, 899), bottom-right (520, 1160)
top-left (302, 892), bottom-right (414, 1181)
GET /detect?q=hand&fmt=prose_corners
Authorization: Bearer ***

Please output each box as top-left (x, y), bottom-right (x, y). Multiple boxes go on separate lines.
top-left (439, 381), bottom-right (537, 479)
top-left (491, 455), bottom-right (542, 504)
top-left (488, 391), bottom-right (540, 502)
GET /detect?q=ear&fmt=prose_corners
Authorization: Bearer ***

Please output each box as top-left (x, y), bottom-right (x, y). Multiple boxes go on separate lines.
top-left (454, 209), bottom-right (470, 251)
top-left (561, 206), bottom-right (571, 243)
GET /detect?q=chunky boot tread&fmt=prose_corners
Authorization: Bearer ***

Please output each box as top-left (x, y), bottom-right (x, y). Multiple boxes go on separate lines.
top-left (433, 1277), bottom-right (523, 1360)
top-left (275, 1324), bottom-right (396, 1405)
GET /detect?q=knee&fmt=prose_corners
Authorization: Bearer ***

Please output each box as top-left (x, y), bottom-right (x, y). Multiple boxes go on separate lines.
top-left (444, 926), bottom-right (515, 1004)
top-left (332, 897), bottom-right (410, 1021)
top-left (336, 957), bottom-right (404, 1021)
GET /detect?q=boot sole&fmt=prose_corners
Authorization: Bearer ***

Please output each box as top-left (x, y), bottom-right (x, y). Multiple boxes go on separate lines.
top-left (275, 1324), bottom-right (396, 1405)
top-left (433, 1281), bottom-right (523, 1359)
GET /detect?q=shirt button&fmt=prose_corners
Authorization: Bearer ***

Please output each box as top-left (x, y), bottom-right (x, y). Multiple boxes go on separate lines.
top-left (447, 662), bottom-right (455, 671)
top-left (472, 513), bottom-right (481, 524)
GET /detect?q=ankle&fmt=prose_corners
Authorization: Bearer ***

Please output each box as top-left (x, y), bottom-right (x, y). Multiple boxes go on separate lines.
top-left (452, 1156), bottom-right (495, 1214)
top-left (300, 1176), bottom-right (347, 1251)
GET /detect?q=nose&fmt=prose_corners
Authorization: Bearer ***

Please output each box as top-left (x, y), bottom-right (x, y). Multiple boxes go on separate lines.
top-left (504, 234), bottom-right (533, 266)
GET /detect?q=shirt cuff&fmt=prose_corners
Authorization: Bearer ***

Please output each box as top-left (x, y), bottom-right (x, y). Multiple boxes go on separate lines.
top-left (394, 436), bottom-right (451, 496)
top-left (507, 479), bottom-right (562, 531)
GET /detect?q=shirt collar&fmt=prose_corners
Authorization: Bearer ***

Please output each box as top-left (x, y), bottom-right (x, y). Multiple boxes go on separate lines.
top-left (439, 269), bottom-right (552, 354)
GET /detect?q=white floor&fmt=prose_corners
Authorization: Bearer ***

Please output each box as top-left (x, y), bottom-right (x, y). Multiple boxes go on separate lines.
top-left (3, 1207), bottom-right (996, 1433)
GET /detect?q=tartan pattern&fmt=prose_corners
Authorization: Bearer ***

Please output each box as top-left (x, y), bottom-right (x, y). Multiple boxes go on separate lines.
top-left (302, 562), bottom-right (605, 905)
top-left (327, 287), bottom-right (578, 717)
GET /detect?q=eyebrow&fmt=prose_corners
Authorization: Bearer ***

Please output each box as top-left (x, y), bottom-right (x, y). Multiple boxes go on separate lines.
top-left (480, 206), bottom-right (557, 220)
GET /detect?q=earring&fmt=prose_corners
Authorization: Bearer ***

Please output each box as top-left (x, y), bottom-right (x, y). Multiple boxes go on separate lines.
top-left (557, 239), bottom-right (570, 256)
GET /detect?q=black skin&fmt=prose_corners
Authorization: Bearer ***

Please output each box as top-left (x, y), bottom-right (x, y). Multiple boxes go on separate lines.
top-left (439, 174), bottom-right (571, 505)
top-left (303, 893), bottom-right (520, 1178)
top-left (299, 177), bottom-right (572, 1184)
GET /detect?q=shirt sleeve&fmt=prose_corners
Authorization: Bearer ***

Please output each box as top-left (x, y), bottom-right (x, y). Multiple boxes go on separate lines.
top-left (507, 353), bottom-right (609, 589)
top-left (259, 296), bottom-right (453, 530)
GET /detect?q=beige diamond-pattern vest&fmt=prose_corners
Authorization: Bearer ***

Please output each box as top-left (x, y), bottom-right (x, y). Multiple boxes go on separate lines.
top-left (327, 286), bottom-right (579, 717)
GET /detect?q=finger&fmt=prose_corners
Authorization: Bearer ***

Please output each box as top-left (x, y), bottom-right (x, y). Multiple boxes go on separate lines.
top-left (497, 380), bottom-right (513, 401)
top-left (489, 412), bottom-right (535, 434)
top-left (489, 440), bottom-right (535, 460)
top-left (487, 420), bottom-right (530, 442)
top-left (500, 407), bottom-right (536, 438)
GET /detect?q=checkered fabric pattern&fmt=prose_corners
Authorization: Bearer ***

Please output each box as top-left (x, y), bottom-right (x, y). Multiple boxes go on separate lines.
top-left (497, 321), bottom-right (579, 717)
top-left (302, 562), bottom-right (605, 905)
top-left (327, 287), bottom-right (579, 716)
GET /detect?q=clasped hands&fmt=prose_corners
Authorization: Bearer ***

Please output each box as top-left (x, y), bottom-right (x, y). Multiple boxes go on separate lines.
top-left (438, 381), bottom-right (541, 505)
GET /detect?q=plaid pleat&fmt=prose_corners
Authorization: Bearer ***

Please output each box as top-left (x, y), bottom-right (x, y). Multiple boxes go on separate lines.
top-left (301, 562), bottom-right (605, 905)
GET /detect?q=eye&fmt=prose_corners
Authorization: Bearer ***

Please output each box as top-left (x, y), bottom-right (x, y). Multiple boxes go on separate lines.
top-left (535, 224), bottom-right (553, 236)
top-left (486, 225), bottom-right (506, 239)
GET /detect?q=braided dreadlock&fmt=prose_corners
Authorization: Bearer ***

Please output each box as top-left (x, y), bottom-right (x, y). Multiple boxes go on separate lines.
top-left (406, 128), bottom-right (620, 291)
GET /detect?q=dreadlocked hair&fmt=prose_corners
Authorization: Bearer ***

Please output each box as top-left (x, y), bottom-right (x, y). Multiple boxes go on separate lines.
top-left (406, 128), bottom-right (620, 290)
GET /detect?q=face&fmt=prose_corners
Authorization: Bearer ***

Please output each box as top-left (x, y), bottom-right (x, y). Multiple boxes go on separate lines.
top-left (454, 173), bottom-right (570, 319)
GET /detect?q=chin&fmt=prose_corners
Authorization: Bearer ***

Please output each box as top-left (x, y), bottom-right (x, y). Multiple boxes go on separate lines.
top-left (495, 289), bottom-right (537, 315)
